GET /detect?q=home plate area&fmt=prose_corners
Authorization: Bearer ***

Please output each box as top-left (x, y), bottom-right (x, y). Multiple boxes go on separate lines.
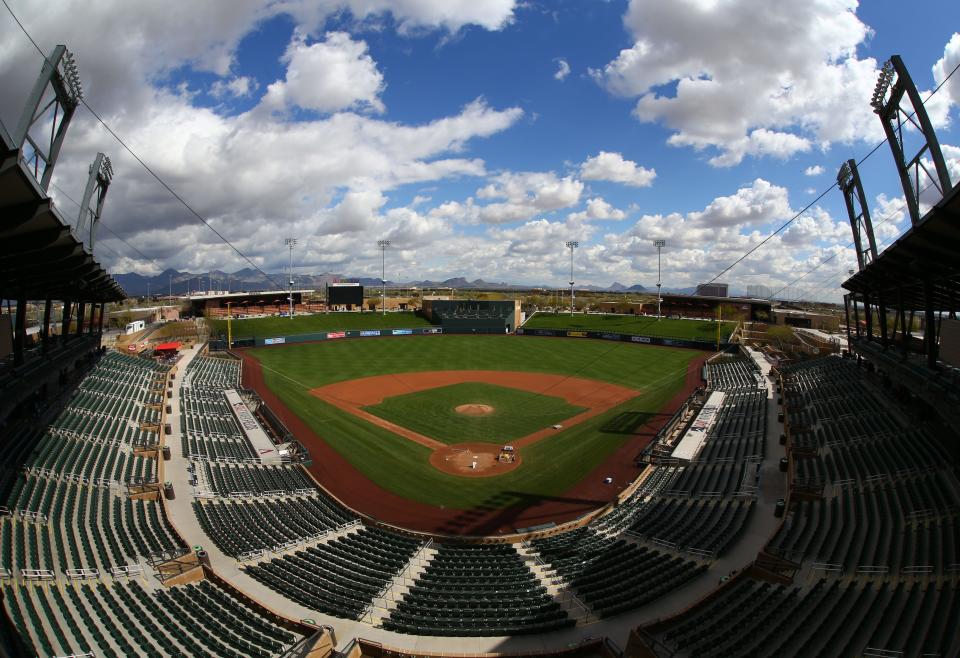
top-left (429, 442), bottom-right (520, 477)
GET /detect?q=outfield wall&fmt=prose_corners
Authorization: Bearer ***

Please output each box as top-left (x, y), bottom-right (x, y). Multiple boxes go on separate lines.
top-left (515, 326), bottom-right (728, 350)
top-left (209, 323), bottom-right (727, 351)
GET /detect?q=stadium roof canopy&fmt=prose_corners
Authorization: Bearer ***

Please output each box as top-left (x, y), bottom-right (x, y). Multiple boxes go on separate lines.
top-left (0, 122), bottom-right (124, 303)
top-left (842, 183), bottom-right (960, 312)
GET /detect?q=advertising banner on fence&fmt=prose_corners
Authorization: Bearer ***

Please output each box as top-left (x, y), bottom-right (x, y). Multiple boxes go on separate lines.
top-left (566, 331), bottom-right (588, 337)
top-left (422, 328), bottom-right (443, 334)
top-left (264, 337), bottom-right (286, 345)
top-left (631, 336), bottom-right (651, 343)
top-left (359, 330), bottom-right (381, 337)
top-left (392, 329), bottom-right (413, 335)
top-left (327, 331), bottom-right (346, 339)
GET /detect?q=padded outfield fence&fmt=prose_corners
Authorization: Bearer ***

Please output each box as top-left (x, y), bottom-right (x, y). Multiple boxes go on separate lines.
top-left (516, 326), bottom-right (731, 350)
top-left (210, 324), bottom-right (730, 351)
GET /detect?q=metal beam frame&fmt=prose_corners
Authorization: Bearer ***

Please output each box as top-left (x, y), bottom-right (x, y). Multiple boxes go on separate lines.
top-left (872, 55), bottom-right (954, 226)
top-left (13, 45), bottom-right (83, 192)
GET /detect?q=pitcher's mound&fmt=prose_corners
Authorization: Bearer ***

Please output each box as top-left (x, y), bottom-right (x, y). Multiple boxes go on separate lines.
top-left (455, 404), bottom-right (494, 416)
top-left (430, 442), bottom-right (520, 477)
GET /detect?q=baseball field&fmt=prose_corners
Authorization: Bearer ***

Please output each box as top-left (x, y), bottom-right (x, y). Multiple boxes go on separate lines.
top-left (241, 335), bottom-right (706, 531)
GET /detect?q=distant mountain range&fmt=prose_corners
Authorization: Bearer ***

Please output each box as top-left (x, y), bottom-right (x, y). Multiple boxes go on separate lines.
top-left (112, 268), bottom-right (676, 297)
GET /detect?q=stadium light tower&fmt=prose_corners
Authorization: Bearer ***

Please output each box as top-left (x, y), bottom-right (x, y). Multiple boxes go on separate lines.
top-left (653, 239), bottom-right (666, 320)
top-left (285, 238), bottom-right (298, 319)
top-left (565, 241), bottom-right (579, 315)
top-left (378, 239), bottom-right (391, 316)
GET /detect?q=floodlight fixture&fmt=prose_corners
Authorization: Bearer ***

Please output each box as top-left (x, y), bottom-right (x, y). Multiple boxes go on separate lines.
top-left (653, 239), bottom-right (666, 320)
top-left (870, 59), bottom-right (895, 112)
top-left (378, 239), bottom-right (391, 316)
top-left (565, 241), bottom-right (579, 315)
top-left (285, 238), bottom-right (298, 318)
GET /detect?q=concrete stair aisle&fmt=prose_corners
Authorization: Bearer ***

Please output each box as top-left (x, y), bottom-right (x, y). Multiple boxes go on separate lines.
top-left (514, 542), bottom-right (592, 625)
top-left (367, 540), bottom-right (438, 625)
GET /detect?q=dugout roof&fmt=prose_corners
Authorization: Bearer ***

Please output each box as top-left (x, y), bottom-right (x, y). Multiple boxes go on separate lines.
top-left (0, 122), bottom-right (124, 303)
top-left (842, 183), bottom-right (960, 312)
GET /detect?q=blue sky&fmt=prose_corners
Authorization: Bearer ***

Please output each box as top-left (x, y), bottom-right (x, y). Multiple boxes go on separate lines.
top-left (1, 0), bottom-right (959, 299)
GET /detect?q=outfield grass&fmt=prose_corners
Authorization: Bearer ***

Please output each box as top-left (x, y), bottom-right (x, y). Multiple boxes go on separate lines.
top-left (209, 311), bottom-right (433, 339)
top-left (251, 335), bottom-right (701, 509)
top-left (363, 382), bottom-right (585, 445)
top-left (523, 312), bottom-right (735, 340)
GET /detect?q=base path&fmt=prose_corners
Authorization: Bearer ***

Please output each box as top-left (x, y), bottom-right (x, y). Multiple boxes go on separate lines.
top-left (237, 350), bottom-right (709, 535)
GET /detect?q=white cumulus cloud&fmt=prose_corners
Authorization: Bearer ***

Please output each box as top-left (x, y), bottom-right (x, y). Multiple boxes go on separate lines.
top-left (261, 31), bottom-right (386, 114)
top-left (553, 58), bottom-right (571, 81)
top-left (580, 151), bottom-right (656, 187)
top-left (592, 0), bottom-right (883, 166)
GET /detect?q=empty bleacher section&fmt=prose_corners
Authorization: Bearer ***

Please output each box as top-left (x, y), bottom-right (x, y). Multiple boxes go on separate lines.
top-left (639, 577), bottom-right (960, 658)
top-left (631, 353), bottom-right (960, 657)
top-left (1, 354), bottom-right (184, 575)
top-left (3, 579), bottom-right (305, 658)
top-left (383, 543), bottom-right (573, 636)
top-left (1, 346), bottom-right (312, 658)
top-left (245, 526), bottom-right (421, 621)
top-left (530, 528), bottom-right (705, 619)
top-left (581, 355), bottom-right (766, 563)
top-left (707, 357), bottom-right (766, 391)
top-left (180, 356), bottom-right (260, 462)
top-left (202, 462), bottom-right (316, 496)
top-left (194, 494), bottom-right (357, 558)
top-left (770, 356), bottom-right (960, 575)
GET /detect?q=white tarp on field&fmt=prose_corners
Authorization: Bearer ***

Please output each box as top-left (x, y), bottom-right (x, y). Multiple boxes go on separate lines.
top-left (672, 391), bottom-right (726, 461)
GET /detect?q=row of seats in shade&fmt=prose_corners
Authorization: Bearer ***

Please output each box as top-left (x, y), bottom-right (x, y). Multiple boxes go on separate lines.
top-left (641, 577), bottom-right (960, 658)
top-left (383, 543), bottom-right (574, 636)
top-left (4, 580), bottom-right (304, 658)
top-left (638, 355), bottom-right (960, 657)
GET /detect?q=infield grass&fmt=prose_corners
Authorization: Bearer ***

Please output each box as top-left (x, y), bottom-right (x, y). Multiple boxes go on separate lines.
top-left (523, 312), bottom-right (735, 341)
top-left (363, 382), bottom-right (586, 445)
top-left (250, 335), bottom-right (701, 509)
top-left (210, 311), bottom-right (433, 339)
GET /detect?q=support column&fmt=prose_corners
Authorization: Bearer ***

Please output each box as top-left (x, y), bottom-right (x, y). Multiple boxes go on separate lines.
top-left (843, 295), bottom-right (852, 352)
top-left (41, 298), bottom-right (52, 354)
top-left (924, 278), bottom-right (938, 369)
top-left (61, 300), bottom-right (73, 345)
top-left (75, 302), bottom-right (86, 337)
top-left (98, 303), bottom-right (106, 348)
top-left (878, 294), bottom-right (888, 347)
top-left (852, 295), bottom-right (862, 339)
top-left (864, 292), bottom-right (873, 341)
top-left (88, 303), bottom-right (96, 335)
top-left (13, 296), bottom-right (27, 366)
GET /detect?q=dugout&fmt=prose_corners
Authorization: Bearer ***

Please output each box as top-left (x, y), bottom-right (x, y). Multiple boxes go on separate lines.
top-left (421, 299), bottom-right (521, 333)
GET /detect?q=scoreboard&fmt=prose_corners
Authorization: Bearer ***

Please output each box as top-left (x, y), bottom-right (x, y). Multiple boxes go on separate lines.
top-left (327, 283), bottom-right (364, 306)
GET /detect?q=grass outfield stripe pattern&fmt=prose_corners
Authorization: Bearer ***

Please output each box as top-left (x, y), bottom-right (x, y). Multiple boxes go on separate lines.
top-left (522, 312), bottom-right (736, 340)
top-left (250, 335), bottom-right (702, 509)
